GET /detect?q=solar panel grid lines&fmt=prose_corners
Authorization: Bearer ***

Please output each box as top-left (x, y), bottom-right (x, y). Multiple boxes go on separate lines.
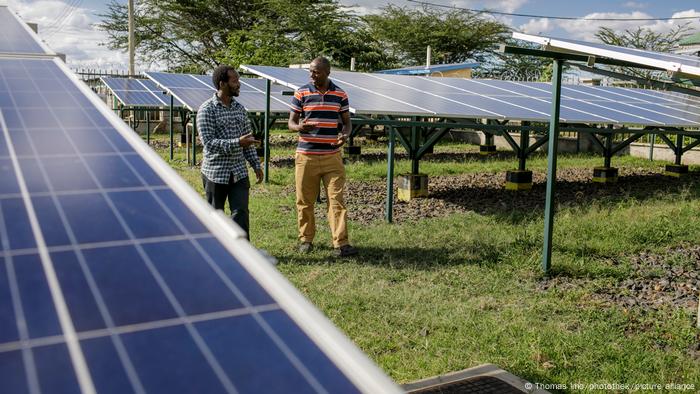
top-left (365, 73), bottom-right (505, 118)
top-left (426, 76), bottom-right (618, 123)
top-left (0, 100), bottom-right (98, 393)
top-left (238, 78), bottom-right (294, 111)
top-left (506, 80), bottom-right (700, 126)
top-left (575, 85), bottom-right (700, 124)
top-left (0, 57), bottom-right (401, 394)
top-left (145, 71), bottom-right (292, 113)
top-left (0, 6), bottom-right (55, 57)
top-left (242, 65), bottom-right (700, 126)
top-left (101, 76), bottom-right (183, 108)
top-left (417, 76), bottom-right (551, 119)
top-left (502, 80), bottom-right (656, 125)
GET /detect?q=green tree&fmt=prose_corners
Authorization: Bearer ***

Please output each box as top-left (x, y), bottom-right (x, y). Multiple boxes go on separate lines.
top-left (595, 24), bottom-right (694, 82)
top-left (364, 5), bottom-right (510, 67)
top-left (98, 0), bottom-right (393, 72)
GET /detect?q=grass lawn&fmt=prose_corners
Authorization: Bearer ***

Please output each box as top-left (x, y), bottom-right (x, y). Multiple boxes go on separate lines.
top-left (146, 130), bottom-right (699, 391)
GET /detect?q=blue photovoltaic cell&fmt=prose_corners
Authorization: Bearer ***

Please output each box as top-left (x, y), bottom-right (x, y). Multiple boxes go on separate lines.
top-left (33, 343), bottom-right (81, 393)
top-left (0, 57), bottom-right (390, 393)
top-left (147, 71), bottom-right (291, 112)
top-left (0, 350), bottom-right (29, 394)
top-left (0, 6), bottom-right (48, 55)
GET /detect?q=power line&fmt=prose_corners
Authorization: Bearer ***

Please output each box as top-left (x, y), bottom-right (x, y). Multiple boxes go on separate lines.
top-left (406, 0), bottom-right (700, 21)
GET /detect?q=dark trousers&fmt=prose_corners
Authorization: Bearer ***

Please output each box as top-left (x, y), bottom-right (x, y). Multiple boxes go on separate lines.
top-left (202, 174), bottom-right (250, 239)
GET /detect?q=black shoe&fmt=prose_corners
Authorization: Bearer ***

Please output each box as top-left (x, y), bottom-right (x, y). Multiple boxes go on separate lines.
top-left (335, 244), bottom-right (358, 257)
top-left (298, 242), bottom-right (313, 253)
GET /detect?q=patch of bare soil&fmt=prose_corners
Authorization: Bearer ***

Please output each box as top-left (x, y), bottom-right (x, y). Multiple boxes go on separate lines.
top-left (286, 167), bottom-right (700, 225)
top-left (592, 245), bottom-right (700, 314)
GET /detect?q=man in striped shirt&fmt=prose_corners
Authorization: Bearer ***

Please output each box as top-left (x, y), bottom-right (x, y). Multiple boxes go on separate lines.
top-left (288, 57), bottom-right (358, 257)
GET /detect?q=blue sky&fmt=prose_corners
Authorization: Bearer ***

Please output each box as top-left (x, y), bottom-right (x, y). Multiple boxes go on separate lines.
top-left (5, 0), bottom-right (700, 69)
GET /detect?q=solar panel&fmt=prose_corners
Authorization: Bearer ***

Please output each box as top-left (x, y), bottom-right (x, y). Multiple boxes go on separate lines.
top-left (0, 6), bottom-right (54, 56)
top-left (241, 65), bottom-right (700, 127)
top-left (513, 32), bottom-right (700, 78)
top-left (101, 77), bottom-right (184, 108)
top-left (0, 57), bottom-right (400, 394)
top-left (145, 72), bottom-right (291, 113)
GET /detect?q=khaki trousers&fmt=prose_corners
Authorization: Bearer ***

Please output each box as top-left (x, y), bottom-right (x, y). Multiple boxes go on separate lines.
top-left (295, 152), bottom-right (348, 248)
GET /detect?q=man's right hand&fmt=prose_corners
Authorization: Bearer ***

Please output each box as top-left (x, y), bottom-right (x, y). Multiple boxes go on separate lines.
top-left (297, 120), bottom-right (316, 133)
top-left (239, 133), bottom-right (259, 147)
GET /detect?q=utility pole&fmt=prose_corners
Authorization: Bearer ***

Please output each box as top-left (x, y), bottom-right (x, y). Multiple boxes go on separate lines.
top-left (128, 0), bottom-right (135, 76)
top-left (426, 45), bottom-right (431, 68)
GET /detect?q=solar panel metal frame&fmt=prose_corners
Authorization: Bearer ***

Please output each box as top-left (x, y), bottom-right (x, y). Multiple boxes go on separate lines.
top-left (101, 76), bottom-right (184, 108)
top-left (0, 5), bottom-right (56, 58)
top-left (513, 31), bottom-right (700, 78)
top-left (240, 65), bottom-right (700, 127)
top-left (0, 56), bottom-right (400, 394)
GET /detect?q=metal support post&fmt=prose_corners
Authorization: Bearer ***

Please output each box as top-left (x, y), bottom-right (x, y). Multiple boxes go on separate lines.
top-left (146, 114), bottom-right (150, 145)
top-left (192, 113), bottom-right (197, 165)
top-left (264, 79), bottom-right (271, 183)
top-left (385, 126), bottom-right (396, 223)
top-left (675, 133), bottom-right (683, 165)
top-left (542, 59), bottom-right (564, 274)
top-left (169, 95), bottom-right (174, 161)
top-left (519, 122), bottom-right (530, 171)
top-left (604, 130), bottom-right (613, 168)
top-left (410, 117), bottom-right (419, 174)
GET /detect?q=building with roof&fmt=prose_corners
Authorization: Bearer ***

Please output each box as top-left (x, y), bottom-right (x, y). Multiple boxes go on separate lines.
top-left (676, 31), bottom-right (700, 56)
top-left (376, 62), bottom-right (479, 78)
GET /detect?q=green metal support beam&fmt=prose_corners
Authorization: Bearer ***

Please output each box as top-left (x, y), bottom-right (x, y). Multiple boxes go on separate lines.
top-left (385, 126), bottom-right (396, 223)
top-left (264, 79), bottom-right (271, 183)
top-left (542, 58), bottom-right (564, 274)
top-left (169, 95), bottom-right (174, 161)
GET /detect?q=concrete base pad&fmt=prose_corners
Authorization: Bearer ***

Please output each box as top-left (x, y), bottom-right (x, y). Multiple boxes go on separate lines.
top-left (398, 173), bottom-right (428, 201)
top-left (505, 170), bottom-right (532, 191)
top-left (593, 166), bottom-right (618, 183)
top-left (479, 144), bottom-right (497, 155)
top-left (664, 164), bottom-right (688, 178)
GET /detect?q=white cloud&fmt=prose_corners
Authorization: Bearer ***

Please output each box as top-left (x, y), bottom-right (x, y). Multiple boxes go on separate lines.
top-left (555, 9), bottom-right (700, 42)
top-left (622, 1), bottom-right (648, 9)
top-left (519, 18), bottom-right (552, 34)
top-left (7, 0), bottom-right (134, 70)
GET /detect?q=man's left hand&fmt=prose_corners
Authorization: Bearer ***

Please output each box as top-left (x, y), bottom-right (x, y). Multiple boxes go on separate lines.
top-left (334, 133), bottom-right (348, 147)
top-left (255, 168), bottom-right (264, 184)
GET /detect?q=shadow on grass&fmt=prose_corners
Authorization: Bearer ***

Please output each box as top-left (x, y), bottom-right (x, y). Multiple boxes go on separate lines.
top-left (276, 245), bottom-right (506, 270)
top-left (386, 171), bottom-right (700, 227)
top-left (270, 150), bottom-right (518, 168)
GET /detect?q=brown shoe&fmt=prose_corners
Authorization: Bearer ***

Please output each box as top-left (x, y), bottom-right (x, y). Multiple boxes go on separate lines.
top-left (335, 244), bottom-right (358, 257)
top-left (298, 242), bottom-right (313, 253)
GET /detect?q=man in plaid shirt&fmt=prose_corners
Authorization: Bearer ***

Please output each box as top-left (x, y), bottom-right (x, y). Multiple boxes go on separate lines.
top-left (198, 65), bottom-right (263, 240)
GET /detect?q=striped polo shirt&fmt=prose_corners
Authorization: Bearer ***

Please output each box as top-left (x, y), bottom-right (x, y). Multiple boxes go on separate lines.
top-left (290, 80), bottom-right (349, 155)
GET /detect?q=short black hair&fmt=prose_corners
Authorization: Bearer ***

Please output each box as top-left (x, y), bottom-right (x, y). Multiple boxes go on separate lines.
top-left (212, 65), bottom-right (237, 89)
top-left (311, 56), bottom-right (331, 71)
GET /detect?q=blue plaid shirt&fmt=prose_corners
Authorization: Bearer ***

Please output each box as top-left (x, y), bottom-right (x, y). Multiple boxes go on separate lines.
top-left (198, 93), bottom-right (260, 184)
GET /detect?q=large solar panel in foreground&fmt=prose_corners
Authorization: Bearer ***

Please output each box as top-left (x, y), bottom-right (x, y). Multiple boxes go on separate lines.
top-left (0, 6), bottom-right (54, 56)
top-left (101, 77), bottom-right (184, 107)
top-left (146, 72), bottom-right (291, 113)
top-left (0, 57), bottom-right (400, 393)
top-left (513, 32), bottom-right (700, 78)
top-left (241, 65), bottom-right (700, 127)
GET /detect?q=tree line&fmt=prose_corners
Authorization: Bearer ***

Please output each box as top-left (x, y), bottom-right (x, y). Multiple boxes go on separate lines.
top-left (98, 0), bottom-right (695, 80)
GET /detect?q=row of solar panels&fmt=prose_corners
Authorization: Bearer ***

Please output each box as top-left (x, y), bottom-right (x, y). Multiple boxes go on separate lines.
top-left (103, 67), bottom-right (700, 128)
top-left (0, 5), bottom-right (400, 393)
